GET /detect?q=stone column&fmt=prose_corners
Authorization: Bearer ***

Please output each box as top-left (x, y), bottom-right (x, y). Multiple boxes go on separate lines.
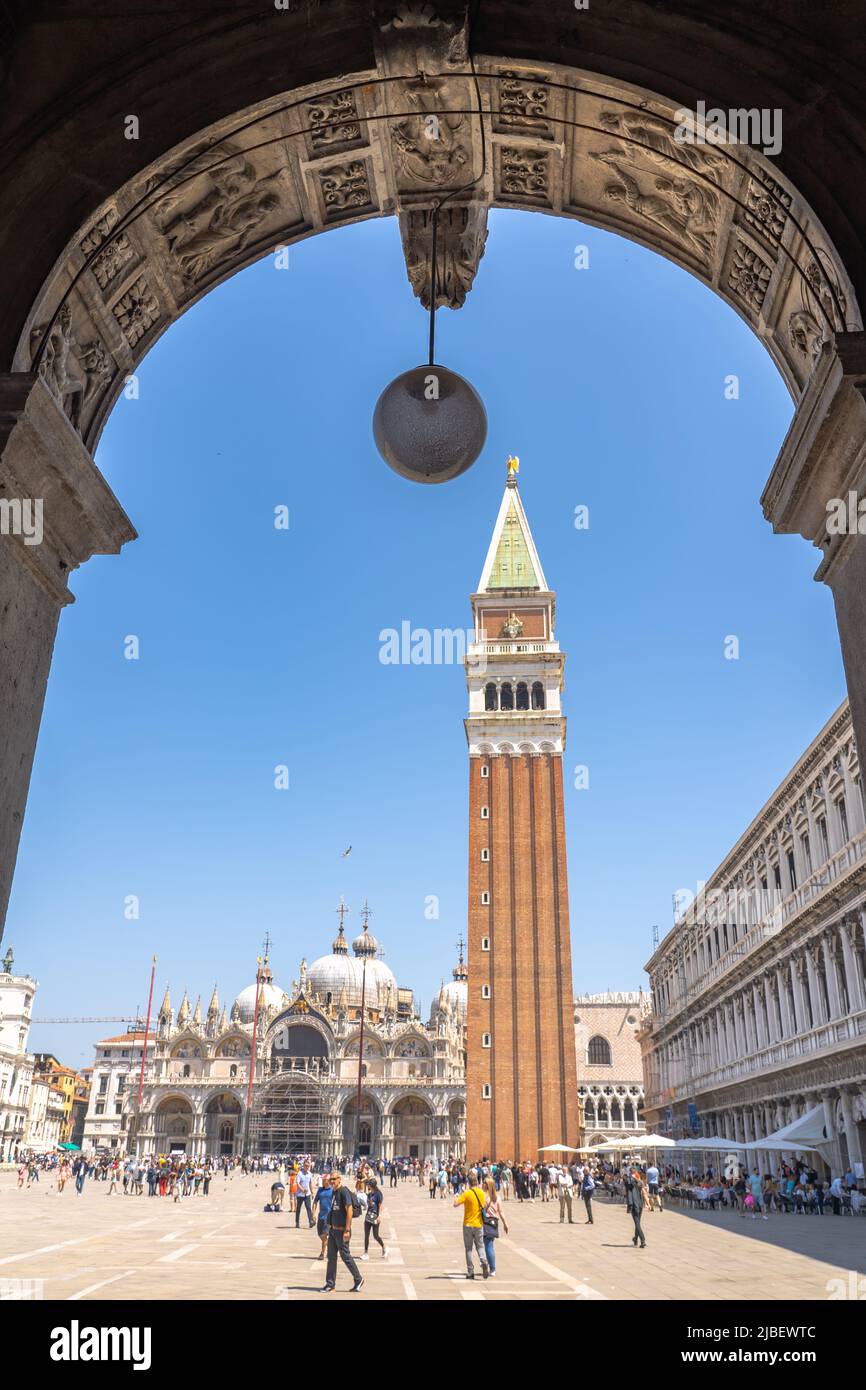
top-left (842, 915), bottom-right (866, 1012)
top-left (0, 374), bottom-right (135, 937)
top-left (821, 932), bottom-right (843, 1019)
top-left (839, 1089), bottom-right (863, 1167)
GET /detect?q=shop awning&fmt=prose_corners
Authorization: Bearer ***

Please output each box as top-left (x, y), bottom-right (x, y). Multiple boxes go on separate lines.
top-left (747, 1104), bottom-right (831, 1152)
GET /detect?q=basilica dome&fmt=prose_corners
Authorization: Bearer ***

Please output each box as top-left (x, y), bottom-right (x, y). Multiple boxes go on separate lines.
top-left (308, 920), bottom-right (397, 1010)
top-left (231, 963), bottom-right (287, 1024)
top-left (438, 948), bottom-right (468, 1024)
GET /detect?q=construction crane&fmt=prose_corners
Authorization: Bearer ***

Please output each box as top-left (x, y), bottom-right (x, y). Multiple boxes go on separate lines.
top-left (31, 1016), bottom-right (143, 1025)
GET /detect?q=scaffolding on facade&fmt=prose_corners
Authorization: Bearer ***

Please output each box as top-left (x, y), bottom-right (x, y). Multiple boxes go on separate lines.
top-left (248, 1064), bottom-right (329, 1155)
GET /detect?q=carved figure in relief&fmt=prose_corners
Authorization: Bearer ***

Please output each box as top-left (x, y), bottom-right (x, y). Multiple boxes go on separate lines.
top-left (598, 110), bottom-right (726, 182)
top-left (166, 167), bottom-right (289, 281)
top-left (32, 304), bottom-right (111, 429)
top-left (591, 151), bottom-right (716, 258)
top-left (391, 77), bottom-right (469, 186)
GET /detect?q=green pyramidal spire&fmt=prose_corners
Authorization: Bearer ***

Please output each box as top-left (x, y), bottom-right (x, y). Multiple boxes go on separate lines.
top-left (487, 496), bottom-right (540, 589)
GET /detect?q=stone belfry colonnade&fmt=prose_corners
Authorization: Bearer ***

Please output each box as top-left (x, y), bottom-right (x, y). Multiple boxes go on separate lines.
top-left (2, 1), bottom-right (866, 939)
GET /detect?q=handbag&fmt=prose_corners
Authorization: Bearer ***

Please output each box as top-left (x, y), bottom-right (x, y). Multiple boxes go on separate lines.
top-left (481, 1192), bottom-right (499, 1239)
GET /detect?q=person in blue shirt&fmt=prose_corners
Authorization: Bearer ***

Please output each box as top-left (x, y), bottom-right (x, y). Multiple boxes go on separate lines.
top-left (312, 1174), bottom-right (334, 1261)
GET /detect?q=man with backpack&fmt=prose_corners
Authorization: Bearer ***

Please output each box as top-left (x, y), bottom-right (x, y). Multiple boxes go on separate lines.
top-left (321, 1171), bottom-right (364, 1293)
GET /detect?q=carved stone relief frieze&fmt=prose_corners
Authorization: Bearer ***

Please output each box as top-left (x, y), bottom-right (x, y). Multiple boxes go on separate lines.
top-left (317, 159), bottom-right (374, 219)
top-left (496, 70), bottom-right (552, 137)
top-left (29, 303), bottom-right (113, 431)
top-left (153, 146), bottom-right (293, 284)
top-left (499, 146), bottom-right (551, 203)
top-left (306, 89), bottom-right (364, 154)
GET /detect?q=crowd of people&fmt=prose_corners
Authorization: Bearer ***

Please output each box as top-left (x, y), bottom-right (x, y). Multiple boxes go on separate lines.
top-left (8, 1144), bottom-right (864, 1295)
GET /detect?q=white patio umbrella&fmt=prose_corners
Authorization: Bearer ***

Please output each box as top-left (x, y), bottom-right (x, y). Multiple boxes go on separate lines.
top-left (538, 1143), bottom-right (580, 1153)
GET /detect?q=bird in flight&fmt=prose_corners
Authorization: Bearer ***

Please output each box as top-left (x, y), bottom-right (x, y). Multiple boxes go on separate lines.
top-left (341, 846), bottom-right (352, 858)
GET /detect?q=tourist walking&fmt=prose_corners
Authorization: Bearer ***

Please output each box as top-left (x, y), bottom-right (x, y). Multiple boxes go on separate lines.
top-left (360, 1179), bottom-right (388, 1260)
top-left (646, 1162), bottom-right (662, 1212)
top-left (581, 1167), bottom-right (595, 1224)
top-left (321, 1172), bottom-right (364, 1293)
top-left (482, 1175), bottom-right (508, 1275)
top-left (454, 1168), bottom-right (490, 1280)
top-left (556, 1164), bottom-right (575, 1224)
top-left (295, 1161), bottom-right (314, 1228)
top-left (623, 1168), bottom-right (646, 1248)
top-left (312, 1174), bottom-right (334, 1262)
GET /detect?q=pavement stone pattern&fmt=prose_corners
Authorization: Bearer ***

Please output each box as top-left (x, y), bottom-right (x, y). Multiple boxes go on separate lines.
top-left (0, 1172), bottom-right (863, 1301)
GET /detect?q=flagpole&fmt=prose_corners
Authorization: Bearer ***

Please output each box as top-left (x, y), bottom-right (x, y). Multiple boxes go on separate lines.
top-left (244, 956), bottom-right (263, 1154)
top-left (135, 955), bottom-right (156, 1157)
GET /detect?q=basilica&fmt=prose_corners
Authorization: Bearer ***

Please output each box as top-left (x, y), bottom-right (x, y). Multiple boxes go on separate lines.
top-left (84, 911), bottom-right (467, 1162)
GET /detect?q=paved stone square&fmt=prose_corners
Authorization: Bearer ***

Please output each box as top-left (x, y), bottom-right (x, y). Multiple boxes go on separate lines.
top-left (1, 1171), bottom-right (863, 1301)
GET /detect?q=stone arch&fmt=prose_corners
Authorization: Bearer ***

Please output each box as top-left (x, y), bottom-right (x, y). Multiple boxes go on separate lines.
top-left (343, 1035), bottom-right (384, 1058)
top-left (205, 1090), bottom-right (243, 1156)
top-left (341, 1090), bottom-right (383, 1157)
top-left (153, 1094), bottom-right (194, 1151)
top-left (3, 13), bottom-right (866, 954)
top-left (214, 1032), bottom-right (251, 1058)
top-left (10, 63), bottom-right (860, 455)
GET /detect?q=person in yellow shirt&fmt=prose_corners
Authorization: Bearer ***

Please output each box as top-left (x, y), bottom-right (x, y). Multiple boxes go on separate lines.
top-left (454, 1168), bottom-right (490, 1280)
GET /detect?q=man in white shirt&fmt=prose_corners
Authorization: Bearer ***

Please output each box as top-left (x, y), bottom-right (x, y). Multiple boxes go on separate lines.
top-left (295, 1161), bottom-right (315, 1228)
top-left (556, 1165), bottom-right (575, 1224)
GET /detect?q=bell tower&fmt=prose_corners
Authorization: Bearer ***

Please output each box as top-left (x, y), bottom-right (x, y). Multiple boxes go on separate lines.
top-left (464, 458), bottom-right (579, 1160)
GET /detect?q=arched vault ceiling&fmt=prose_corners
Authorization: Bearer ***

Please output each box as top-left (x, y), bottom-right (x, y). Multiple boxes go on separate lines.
top-left (1, 2), bottom-right (863, 444)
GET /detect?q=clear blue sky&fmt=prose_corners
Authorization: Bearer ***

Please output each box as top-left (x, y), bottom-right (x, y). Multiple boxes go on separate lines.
top-left (10, 208), bottom-right (845, 1068)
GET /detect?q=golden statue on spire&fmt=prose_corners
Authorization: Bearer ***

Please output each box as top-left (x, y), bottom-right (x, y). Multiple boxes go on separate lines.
top-left (506, 454), bottom-right (520, 481)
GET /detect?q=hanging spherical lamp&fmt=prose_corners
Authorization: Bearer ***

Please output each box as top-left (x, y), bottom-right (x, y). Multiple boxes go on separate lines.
top-left (373, 362), bottom-right (487, 483)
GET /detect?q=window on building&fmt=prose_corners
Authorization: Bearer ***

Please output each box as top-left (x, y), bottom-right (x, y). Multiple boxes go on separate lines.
top-left (484, 684), bottom-right (497, 711)
top-left (481, 984), bottom-right (490, 999)
top-left (480, 806), bottom-right (489, 819)
top-left (500, 682), bottom-right (514, 711)
top-left (482, 1033), bottom-right (491, 1048)
top-left (481, 891), bottom-right (490, 905)
top-left (801, 833), bottom-right (812, 875)
top-left (482, 1084), bottom-right (491, 1099)
top-left (837, 796), bottom-right (849, 843)
top-left (481, 848), bottom-right (490, 862)
top-left (787, 849), bottom-right (797, 890)
top-left (587, 1035), bottom-right (612, 1066)
top-left (115, 1101), bottom-right (123, 1114)
top-left (818, 816), bottom-right (829, 860)
top-left (773, 863), bottom-right (782, 891)
top-left (516, 681), bottom-right (529, 710)
top-left (98, 1074), bottom-right (108, 1094)
top-left (481, 937), bottom-right (490, 951)
top-left (95, 1102), bottom-right (105, 1116)
top-left (116, 1076), bottom-right (125, 1093)
top-left (531, 681), bottom-right (545, 710)
top-left (480, 764), bottom-right (489, 778)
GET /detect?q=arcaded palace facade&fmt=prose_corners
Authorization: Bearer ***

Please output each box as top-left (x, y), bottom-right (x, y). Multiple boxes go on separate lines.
top-left (640, 701), bottom-right (866, 1176)
top-left (575, 992), bottom-right (647, 1147)
top-left (83, 915), bottom-right (467, 1161)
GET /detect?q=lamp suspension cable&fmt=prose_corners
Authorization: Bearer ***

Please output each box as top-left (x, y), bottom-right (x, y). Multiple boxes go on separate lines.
top-left (426, 15), bottom-right (488, 366)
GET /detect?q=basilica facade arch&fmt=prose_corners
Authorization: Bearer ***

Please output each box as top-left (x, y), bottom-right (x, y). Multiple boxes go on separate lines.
top-left (115, 924), bottom-right (468, 1161)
